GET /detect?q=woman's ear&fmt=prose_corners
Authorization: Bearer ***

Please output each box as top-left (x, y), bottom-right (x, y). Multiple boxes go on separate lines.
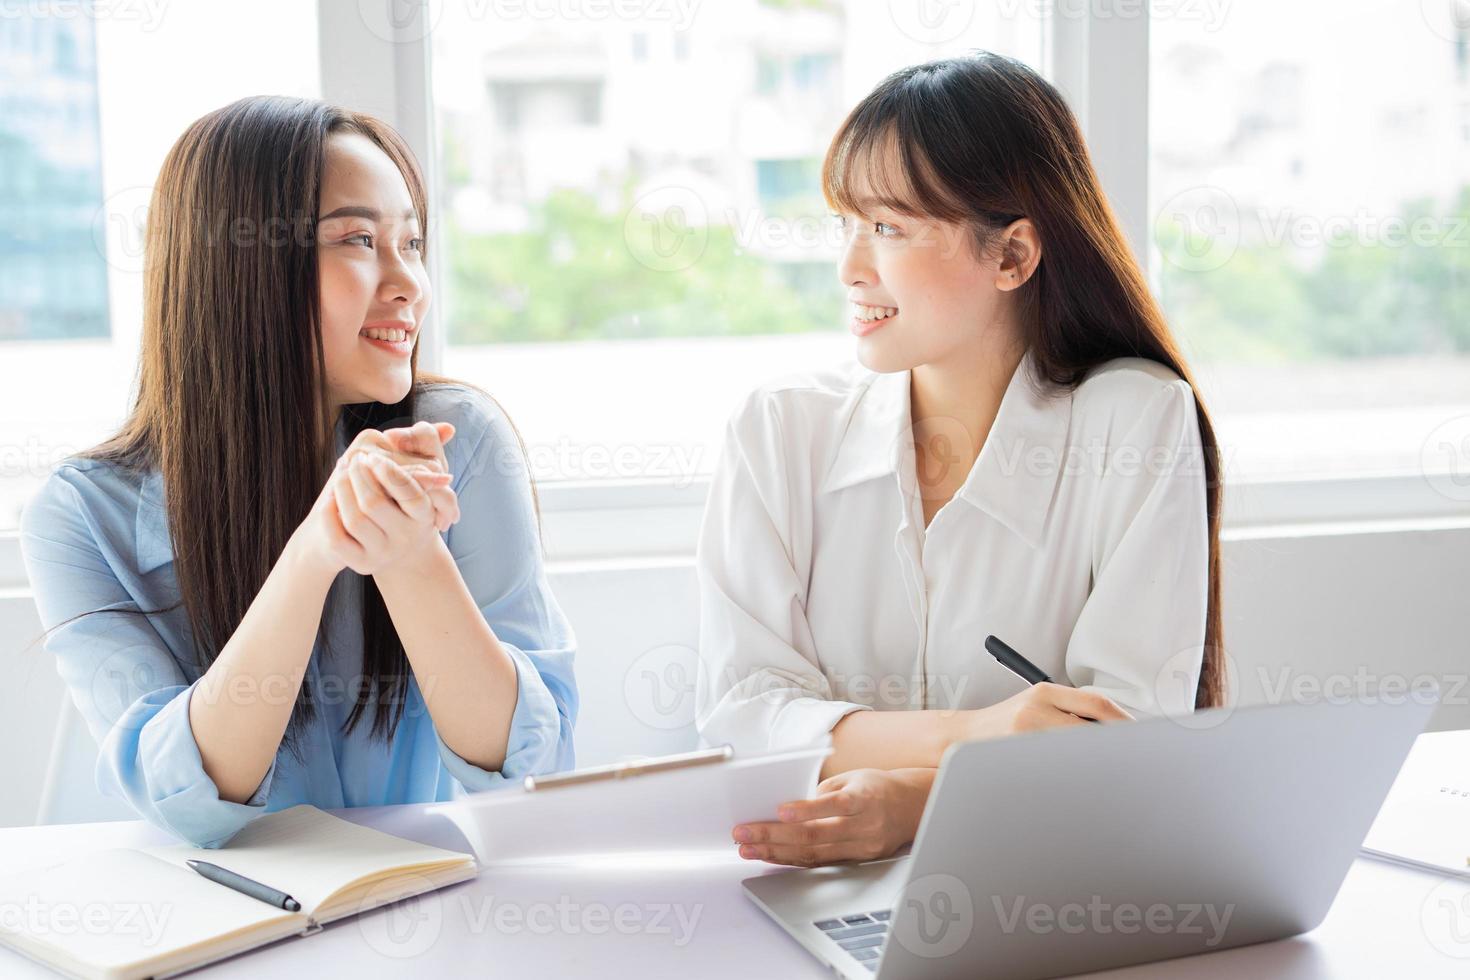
top-left (995, 218), bottom-right (1042, 292)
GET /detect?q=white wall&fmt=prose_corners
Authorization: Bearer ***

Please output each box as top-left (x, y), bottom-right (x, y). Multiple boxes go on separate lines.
top-left (2, 521), bottom-right (1467, 828)
top-left (1221, 523), bottom-right (1470, 720)
top-left (2, 592), bottom-right (61, 827)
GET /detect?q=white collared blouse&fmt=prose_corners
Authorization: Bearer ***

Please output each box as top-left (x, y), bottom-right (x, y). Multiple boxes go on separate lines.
top-left (694, 351), bottom-right (1209, 754)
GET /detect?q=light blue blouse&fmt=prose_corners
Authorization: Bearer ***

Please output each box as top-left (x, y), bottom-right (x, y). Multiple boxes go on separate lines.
top-left (20, 384), bottom-right (578, 848)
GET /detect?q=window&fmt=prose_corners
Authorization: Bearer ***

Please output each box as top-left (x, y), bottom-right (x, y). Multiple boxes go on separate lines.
top-left (0, 2), bottom-right (320, 530)
top-left (1150, 0), bottom-right (1470, 482)
top-left (7, 1), bottom-right (1465, 543)
top-left (0, 16), bottom-right (109, 343)
top-left (431, 0), bottom-right (1046, 485)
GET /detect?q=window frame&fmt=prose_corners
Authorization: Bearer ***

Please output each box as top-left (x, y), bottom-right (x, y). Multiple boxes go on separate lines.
top-left (2, 472), bottom-right (1466, 584)
top-left (302, 2), bottom-right (1470, 562)
top-left (3, 2), bottom-right (1457, 582)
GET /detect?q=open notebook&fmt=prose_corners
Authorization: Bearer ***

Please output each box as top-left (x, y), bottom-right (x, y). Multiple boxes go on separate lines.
top-left (0, 805), bottom-right (478, 980)
top-left (1361, 728), bottom-right (1470, 878)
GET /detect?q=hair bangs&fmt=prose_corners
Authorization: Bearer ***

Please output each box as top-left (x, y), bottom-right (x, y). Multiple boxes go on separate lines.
top-left (822, 93), bottom-right (970, 224)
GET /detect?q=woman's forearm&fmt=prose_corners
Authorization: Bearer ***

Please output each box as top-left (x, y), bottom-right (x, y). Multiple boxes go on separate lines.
top-left (372, 536), bottom-right (520, 772)
top-left (825, 707), bottom-right (981, 779)
top-left (189, 532), bottom-right (339, 803)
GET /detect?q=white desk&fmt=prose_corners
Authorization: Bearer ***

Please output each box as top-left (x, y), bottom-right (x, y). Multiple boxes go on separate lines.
top-left (2, 803), bottom-right (1468, 979)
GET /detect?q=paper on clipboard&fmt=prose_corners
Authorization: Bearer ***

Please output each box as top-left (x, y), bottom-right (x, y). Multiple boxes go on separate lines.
top-left (428, 744), bottom-right (831, 864)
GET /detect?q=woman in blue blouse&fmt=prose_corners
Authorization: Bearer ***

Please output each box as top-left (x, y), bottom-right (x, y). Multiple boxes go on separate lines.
top-left (19, 96), bottom-right (577, 848)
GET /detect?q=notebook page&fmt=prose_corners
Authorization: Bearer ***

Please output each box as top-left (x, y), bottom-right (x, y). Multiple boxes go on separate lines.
top-left (142, 806), bottom-right (476, 915)
top-left (0, 849), bottom-right (298, 979)
top-left (1362, 730), bottom-right (1470, 874)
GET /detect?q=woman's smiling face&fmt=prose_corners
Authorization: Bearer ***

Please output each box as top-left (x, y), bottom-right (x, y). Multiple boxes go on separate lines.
top-left (316, 131), bottom-right (431, 411)
top-left (831, 139), bottom-right (1038, 375)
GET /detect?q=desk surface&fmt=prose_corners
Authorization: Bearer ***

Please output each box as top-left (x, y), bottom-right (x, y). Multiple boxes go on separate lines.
top-left (2, 803), bottom-right (1468, 979)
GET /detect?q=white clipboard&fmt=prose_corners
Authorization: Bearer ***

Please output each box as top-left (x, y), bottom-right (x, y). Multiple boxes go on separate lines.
top-left (428, 743), bottom-right (831, 864)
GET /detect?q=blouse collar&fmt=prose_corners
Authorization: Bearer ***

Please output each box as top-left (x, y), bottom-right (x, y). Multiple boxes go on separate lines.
top-left (819, 348), bottom-right (1074, 549)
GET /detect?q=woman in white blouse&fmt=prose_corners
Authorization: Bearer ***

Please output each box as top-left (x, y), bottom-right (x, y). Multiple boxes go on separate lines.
top-left (699, 52), bottom-right (1225, 867)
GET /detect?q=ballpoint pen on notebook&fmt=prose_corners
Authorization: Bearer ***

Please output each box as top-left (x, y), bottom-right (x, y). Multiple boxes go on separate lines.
top-left (984, 634), bottom-right (1101, 724)
top-left (186, 859), bottom-right (301, 912)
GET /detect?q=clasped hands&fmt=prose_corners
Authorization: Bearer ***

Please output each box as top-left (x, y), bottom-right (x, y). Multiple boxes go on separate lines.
top-left (310, 421), bottom-right (463, 577)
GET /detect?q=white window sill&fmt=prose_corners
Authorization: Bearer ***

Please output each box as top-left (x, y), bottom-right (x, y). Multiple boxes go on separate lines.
top-left (4, 472), bottom-right (1466, 588)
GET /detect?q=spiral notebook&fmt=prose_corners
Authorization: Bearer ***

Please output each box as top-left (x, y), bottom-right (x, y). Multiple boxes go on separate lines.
top-left (0, 804), bottom-right (478, 980)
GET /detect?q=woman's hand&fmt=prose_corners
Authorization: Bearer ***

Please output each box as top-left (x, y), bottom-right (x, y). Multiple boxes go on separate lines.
top-left (968, 682), bottom-right (1134, 739)
top-left (338, 420), bottom-right (454, 471)
top-left (327, 452), bottom-right (457, 577)
top-left (732, 768), bottom-right (935, 867)
top-left (336, 421), bottom-right (459, 531)
top-left (289, 421), bottom-right (461, 580)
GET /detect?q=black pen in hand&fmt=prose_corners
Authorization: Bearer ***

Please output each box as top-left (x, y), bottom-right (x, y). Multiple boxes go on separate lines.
top-left (984, 634), bottom-right (1101, 724)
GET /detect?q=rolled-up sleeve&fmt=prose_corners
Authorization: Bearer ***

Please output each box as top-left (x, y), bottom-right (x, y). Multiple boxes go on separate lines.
top-left (434, 641), bottom-right (568, 792)
top-left (695, 395), bottom-right (870, 755)
top-left (1065, 379), bottom-right (1210, 719)
top-left (436, 392), bottom-right (578, 791)
top-left (20, 473), bottom-right (275, 848)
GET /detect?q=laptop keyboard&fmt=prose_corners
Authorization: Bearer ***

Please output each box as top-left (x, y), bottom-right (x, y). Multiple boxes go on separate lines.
top-left (813, 909), bottom-right (892, 972)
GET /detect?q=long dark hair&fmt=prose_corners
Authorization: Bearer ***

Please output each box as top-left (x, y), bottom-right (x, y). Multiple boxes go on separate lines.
top-left (823, 53), bottom-right (1225, 709)
top-left (78, 96), bottom-right (457, 747)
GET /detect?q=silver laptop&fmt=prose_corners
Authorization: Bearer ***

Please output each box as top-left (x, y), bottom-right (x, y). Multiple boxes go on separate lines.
top-left (744, 696), bottom-right (1437, 980)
